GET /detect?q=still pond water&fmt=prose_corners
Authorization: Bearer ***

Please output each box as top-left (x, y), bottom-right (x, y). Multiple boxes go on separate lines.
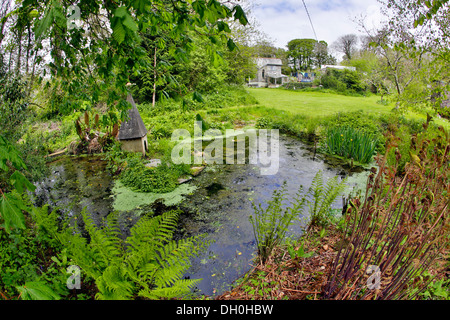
top-left (33, 133), bottom-right (369, 297)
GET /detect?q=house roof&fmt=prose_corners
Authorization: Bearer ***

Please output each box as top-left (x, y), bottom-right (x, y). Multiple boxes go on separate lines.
top-left (118, 94), bottom-right (148, 140)
top-left (255, 57), bottom-right (282, 68)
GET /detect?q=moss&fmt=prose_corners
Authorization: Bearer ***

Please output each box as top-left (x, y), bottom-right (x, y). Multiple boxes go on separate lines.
top-left (111, 180), bottom-right (197, 212)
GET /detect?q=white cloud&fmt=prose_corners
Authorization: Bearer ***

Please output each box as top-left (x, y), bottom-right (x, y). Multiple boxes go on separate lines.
top-left (249, 0), bottom-right (385, 49)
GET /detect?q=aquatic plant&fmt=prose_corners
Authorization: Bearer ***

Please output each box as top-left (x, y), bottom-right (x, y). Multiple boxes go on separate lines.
top-left (120, 156), bottom-right (177, 193)
top-left (325, 126), bottom-right (378, 164)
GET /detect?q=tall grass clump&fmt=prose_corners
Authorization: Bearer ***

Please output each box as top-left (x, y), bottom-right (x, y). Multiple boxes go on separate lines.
top-left (325, 126), bottom-right (378, 164)
top-left (324, 119), bottom-right (450, 300)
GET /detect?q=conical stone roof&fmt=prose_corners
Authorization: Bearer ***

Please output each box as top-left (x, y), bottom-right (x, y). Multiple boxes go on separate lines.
top-left (118, 94), bottom-right (148, 140)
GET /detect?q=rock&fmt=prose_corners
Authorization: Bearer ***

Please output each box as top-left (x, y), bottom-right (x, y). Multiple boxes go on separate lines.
top-left (178, 177), bottom-right (192, 184)
top-left (323, 245), bottom-right (329, 251)
top-left (145, 159), bottom-right (161, 168)
top-left (191, 166), bottom-right (205, 176)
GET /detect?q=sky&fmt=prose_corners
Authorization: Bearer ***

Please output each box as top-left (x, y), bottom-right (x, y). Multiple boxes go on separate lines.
top-left (248, 0), bottom-right (386, 54)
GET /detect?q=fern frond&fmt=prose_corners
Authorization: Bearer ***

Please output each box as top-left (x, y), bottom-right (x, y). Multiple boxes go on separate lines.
top-left (308, 170), bottom-right (325, 216)
top-left (58, 228), bottom-right (105, 279)
top-left (95, 265), bottom-right (134, 300)
top-left (138, 278), bottom-right (202, 300)
top-left (81, 208), bottom-right (123, 263)
top-left (126, 210), bottom-right (179, 253)
top-left (306, 171), bottom-right (347, 229)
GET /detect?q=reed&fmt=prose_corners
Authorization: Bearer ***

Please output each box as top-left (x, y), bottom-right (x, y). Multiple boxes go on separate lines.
top-left (325, 126), bottom-right (378, 164)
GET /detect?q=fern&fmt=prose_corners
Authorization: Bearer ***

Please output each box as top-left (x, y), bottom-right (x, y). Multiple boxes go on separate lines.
top-left (306, 171), bottom-right (347, 230)
top-left (250, 182), bottom-right (307, 264)
top-left (95, 265), bottom-right (134, 300)
top-left (55, 209), bottom-right (211, 300)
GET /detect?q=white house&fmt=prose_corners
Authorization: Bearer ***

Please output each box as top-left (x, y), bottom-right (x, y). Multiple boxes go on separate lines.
top-left (248, 58), bottom-right (289, 88)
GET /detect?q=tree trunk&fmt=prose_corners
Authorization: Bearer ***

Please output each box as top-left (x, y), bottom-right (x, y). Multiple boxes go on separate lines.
top-left (152, 46), bottom-right (157, 107)
top-left (25, 23), bottom-right (31, 74)
top-left (15, 31), bottom-right (22, 76)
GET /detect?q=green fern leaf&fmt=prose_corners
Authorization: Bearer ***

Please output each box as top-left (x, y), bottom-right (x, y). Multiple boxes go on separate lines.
top-left (95, 265), bottom-right (134, 300)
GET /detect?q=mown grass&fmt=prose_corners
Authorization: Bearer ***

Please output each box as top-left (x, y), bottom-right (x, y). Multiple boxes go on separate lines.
top-left (247, 88), bottom-right (391, 117)
top-left (247, 87), bottom-right (450, 129)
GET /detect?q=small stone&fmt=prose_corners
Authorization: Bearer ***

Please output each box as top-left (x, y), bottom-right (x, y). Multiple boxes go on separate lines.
top-left (323, 245), bottom-right (329, 251)
top-left (191, 166), bottom-right (205, 176)
top-left (145, 159), bottom-right (161, 168)
top-left (177, 177), bottom-right (193, 184)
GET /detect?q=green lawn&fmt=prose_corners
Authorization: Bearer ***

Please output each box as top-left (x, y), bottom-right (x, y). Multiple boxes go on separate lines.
top-left (247, 87), bottom-right (450, 128)
top-left (247, 88), bottom-right (391, 117)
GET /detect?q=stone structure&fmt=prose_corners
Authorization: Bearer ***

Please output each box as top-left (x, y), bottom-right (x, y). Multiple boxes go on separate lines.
top-left (117, 94), bottom-right (149, 156)
top-left (249, 58), bottom-right (289, 88)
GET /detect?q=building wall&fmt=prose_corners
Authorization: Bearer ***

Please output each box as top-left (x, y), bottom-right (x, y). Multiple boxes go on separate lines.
top-left (120, 135), bottom-right (148, 156)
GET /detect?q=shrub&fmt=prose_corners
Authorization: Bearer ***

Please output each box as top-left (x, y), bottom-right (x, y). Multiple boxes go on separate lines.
top-left (319, 69), bottom-right (366, 95)
top-left (282, 82), bottom-right (314, 90)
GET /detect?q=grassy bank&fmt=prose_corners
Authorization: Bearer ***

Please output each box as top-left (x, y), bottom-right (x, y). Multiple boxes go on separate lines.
top-left (248, 88), bottom-right (390, 117)
top-left (248, 87), bottom-right (450, 129)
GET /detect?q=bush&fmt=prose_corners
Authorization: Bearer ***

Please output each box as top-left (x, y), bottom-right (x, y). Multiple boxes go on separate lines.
top-left (319, 69), bottom-right (366, 95)
top-left (282, 82), bottom-right (314, 90)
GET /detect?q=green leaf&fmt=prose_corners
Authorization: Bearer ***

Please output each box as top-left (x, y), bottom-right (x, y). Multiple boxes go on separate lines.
top-left (9, 171), bottom-right (36, 193)
top-left (193, 91), bottom-right (204, 103)
top-left (0, 193), bottom-right (26, 232)
top-left (16, 281), bottom-right (61, 300)
top-left (29, 9), bottom-right (39, 18)
top-left (35, 6), bottom-right (53, 38)
top-left (227, 38), bottom-right (237, 52)
top-left (122, 13), bottom-right (138, 32)
top-left (112, 20), bottom-right (126, 44)
top-left (217, 21), bottom-right (230, 33)
top-left (192, 0), bottom-right (206, 19)
top-left (233, 5), bottom-right (248, 25)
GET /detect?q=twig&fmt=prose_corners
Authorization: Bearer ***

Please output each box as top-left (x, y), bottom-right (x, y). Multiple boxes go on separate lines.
top-left (0, 291), bottom-right (9, 300)
top-left (281, 288), bottom-right (321, 294)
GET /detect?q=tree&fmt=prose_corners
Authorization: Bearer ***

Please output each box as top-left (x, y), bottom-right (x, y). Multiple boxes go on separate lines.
top-left (287, 38), bottom-right (317, 71)
top-left (314, 40), bottom-right (336, 67)
top-left (332, 34), bottom-right (358, 61)
top-left (6, 0), bottom-right (248, 118)
top-left (360, 0), bottom-right (450, 110)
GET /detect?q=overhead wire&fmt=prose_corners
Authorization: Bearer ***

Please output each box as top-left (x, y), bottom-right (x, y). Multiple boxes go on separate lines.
top-left (301, 0), bottom-right (318, 41)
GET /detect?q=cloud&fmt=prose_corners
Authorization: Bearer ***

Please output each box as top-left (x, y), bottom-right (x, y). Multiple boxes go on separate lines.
top-left (249, 0), bottom-right (384, 49)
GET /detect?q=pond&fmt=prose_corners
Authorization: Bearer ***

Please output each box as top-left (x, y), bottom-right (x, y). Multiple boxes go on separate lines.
top-left (32, 133), bottom-right (370, 297)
